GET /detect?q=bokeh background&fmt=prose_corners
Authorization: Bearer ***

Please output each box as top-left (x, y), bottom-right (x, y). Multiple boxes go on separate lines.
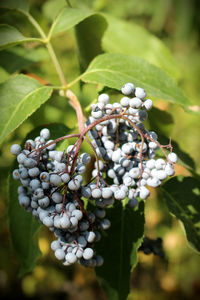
top-left (0, 0), bottom-right (200, 299)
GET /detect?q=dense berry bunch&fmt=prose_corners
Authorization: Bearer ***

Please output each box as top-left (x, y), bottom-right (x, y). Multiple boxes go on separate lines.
top-left (11, 82), bottom-right (178, 267)
top-left (87, 82), bottom-right (178, 205)
top-left (11, 129), bottom-right (110, 267)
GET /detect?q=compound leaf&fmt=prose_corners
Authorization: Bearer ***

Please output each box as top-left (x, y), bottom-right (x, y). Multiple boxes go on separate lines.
top-left (162, 176), bottom-right (200, 253)
top-left (0, 24), bottom-right (42, 51)
top-left (81, 53), bottom-right (191, 110)
top-left (0, 74), bottom-right (53, 145)
top-left (95, 201), bottom-right (145, 300)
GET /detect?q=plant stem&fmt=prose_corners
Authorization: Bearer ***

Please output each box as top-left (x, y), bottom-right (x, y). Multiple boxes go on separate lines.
top-left (25, 12), bottom-right (66, 86)
top-left (25, 12), bottom-right (46, 39)
top-left (46, 42), bottom-right (67, 85)
top-left (65, 90), bottom-right (85, 133)
top-left (24, 11), bottom-right (86, 132)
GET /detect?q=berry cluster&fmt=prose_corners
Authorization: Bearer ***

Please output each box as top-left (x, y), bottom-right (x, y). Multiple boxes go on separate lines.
top-left (11, 82), bottom-right (178, 268)
top-left (87, 82), bottom-right (177, 205)
top-left (11, 129), bottom-right (108, 268)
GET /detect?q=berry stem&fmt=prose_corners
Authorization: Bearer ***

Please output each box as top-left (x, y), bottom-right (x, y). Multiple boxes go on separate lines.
top-left (33, 134), bottom-right (80, 154)
top-left (83, 136), bottom-right (101, 186)
top-left (73, 192), bottom-right (93, 228)
top-left (144, 133), bottom-right (173, 163)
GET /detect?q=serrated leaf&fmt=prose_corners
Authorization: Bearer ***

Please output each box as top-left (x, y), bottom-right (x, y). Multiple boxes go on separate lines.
top-left (0, 74), bottom-right (53, 145)
top-left (75, 14), bottom-right (107, 72)
top-left (0, 46), bottom-right (49, 77)
top-left (0, 24), bottom-right (43, 51)
top-left (162, 176), bottom-right (200, 253)
top-left (81, 53), bottom-right (191, 110)
top-left (0, 0), bottom-right (29, 13)
top-left (102, 14), bottom-right (180, 80)
top-left (48, 7), bottom-right (93, 38)
top-left (95, 201), bottom-right (145, 300)
top-left (8, 173), bottom-right (41, 277)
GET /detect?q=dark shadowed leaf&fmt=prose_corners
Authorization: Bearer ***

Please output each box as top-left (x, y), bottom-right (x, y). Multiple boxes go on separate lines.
top-left (95, 201), bottom-right (145, 300)
top-left (162, 176), bottom-right (200, 253)
top-left (8, 172), bottom-right (41, 277)
top-left (0, 74), bottom-right (53, 145)
top-left (0, 24), bottom-right (42, 51)
top-left (75, 14), bottom-right (107, 72)
top-left (148, 107), bottom-right (174, 136)
top-left (0, 47), bottom-right (48, 78)
top-left (48, 7), bottom-right (93, 38)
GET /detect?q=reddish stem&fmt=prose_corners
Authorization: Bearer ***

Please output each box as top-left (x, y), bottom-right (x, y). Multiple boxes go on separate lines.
top-left (65, 89), bottom-right (86, 134)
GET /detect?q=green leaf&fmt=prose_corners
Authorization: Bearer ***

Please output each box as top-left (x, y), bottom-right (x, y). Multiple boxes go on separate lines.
top-left (81, 53), bottom-right (191, 110)
top-left (148, 107), bottom-right (174, 136)
top-left (162, 176), bottom-right (200, 253)
top-left (48, 7), bottom-right (93, 38)
top-left (0, 24), bottom-right (43, 51)
top-left (75, 14), bottom-right (107, 72)
top-left (8, 123), bottom-right (70, 276)
top-left (95, 201), bottom-right (145, 300)
top-left (8, 172), bottom-right (41, 277)
top-left (42, 0), bottom-right (66, 21)
top-left (102, 14), bottom-right (180, 80)
top-left (0, 74), bottom-right (53, 145)
top-left (0, 46), bottom-right (49, 78)
top-left (0, 0), bottom-right (29, 13)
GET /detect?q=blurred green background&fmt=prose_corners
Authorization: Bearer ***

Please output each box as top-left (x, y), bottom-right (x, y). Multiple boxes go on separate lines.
top-left (0, 0), bottom-right (200, 299)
